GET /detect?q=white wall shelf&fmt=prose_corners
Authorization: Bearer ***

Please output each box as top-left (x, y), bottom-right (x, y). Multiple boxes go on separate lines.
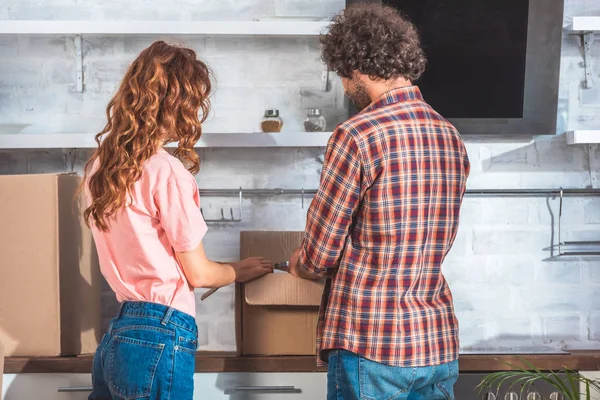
top-left (0, 132), bottom-right (333, 149)
top-left (569, 17), bottom-right (600, 88)
top-left (571, 16), bottom-right (600, 32)
top-left (566, 130), bottom-right (600, 145)
top-left (0, 20), bottom-right (329, 36)
top-left (0, 20), bottom-right (329, 92)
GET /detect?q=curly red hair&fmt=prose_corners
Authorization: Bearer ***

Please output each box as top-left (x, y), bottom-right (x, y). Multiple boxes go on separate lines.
top-left (83, 40), bottom-right (212, 231)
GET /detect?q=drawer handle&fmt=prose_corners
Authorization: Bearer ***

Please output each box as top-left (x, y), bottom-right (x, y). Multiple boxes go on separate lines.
top-left (57, 386), bottom-right (93, 393)
top-left (231, 385), bottom-right (300, 394)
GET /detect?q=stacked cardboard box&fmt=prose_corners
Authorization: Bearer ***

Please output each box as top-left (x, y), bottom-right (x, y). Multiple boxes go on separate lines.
top-left (0, 174), bottom-right (102, 357)
top-left (237, 231), bottom-right (325, 355)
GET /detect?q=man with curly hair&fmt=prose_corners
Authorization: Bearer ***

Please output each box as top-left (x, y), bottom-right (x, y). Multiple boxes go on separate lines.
top-left (287, 3), bottom-right (470, 399)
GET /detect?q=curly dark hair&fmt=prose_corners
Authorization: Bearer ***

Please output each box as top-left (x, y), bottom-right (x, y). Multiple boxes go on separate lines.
top-left (321, 3), bottom-right (427, 81)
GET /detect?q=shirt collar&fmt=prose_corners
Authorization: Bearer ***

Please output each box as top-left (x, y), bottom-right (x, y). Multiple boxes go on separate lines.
top-left (364, 85), bottom-right (424, 113)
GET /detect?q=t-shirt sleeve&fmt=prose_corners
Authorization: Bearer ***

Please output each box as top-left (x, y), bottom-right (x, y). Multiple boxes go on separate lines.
top-left (154, 178), bottom-right (208, 252)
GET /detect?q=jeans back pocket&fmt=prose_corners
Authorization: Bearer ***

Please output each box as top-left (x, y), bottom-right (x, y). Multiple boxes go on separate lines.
top-left (359, 356), bottom-right (416, 400)
top-left (106, 335), bottom-right (165, 400)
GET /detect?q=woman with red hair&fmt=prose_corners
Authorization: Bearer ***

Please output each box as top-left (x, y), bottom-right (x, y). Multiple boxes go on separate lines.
top-left (83, 41), bottom-right (271, 400)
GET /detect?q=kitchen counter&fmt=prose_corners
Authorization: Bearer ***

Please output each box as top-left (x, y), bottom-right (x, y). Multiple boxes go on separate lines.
top-left (5, 351), bottom-right (600, 374)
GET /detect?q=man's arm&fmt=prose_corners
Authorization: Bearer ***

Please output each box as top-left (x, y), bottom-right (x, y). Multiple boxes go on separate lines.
top-left (290, 127), bottom-right (362, 280)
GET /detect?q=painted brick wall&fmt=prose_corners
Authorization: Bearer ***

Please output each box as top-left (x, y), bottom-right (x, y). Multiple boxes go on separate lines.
top-left (0, 0), bottom-right (599, 352)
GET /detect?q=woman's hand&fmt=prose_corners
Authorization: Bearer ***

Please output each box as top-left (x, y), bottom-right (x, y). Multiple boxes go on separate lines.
top-left (177, 244), bottom-right (271, 288)
top-left (231, 257), bottom-right (273, 283)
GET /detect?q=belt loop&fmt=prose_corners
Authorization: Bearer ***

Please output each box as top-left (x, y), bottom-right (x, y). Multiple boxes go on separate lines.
top-left (117, 302), bottom-right (126, 318)
top-left (109, 302), bottom-right (126, 334)
top-left (161, 306), bottom-right (175, 326)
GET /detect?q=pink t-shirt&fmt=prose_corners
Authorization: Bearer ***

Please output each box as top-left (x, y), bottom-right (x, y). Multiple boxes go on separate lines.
top-left (88, 149), bottom-right (207, 317)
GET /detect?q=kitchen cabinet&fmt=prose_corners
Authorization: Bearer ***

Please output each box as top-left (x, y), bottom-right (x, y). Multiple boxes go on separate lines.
top-left (198, 372), bottom-right (327, 399)
top-left (580, 371), bottom-right (600, 398)
top-left (2, 373), bottom-right (327, 400)
top-left (2, 374), bottom-right (92, 400)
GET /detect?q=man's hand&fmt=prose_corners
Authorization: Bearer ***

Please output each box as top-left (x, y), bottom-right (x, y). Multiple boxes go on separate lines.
top-left (287, 247), bottom-right (320, 280)
top-left (287, 247), bottom-right (302, 277)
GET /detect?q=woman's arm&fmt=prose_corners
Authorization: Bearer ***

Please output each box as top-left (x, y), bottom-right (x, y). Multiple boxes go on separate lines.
top-left (177, 242), bottom-right (273, 288)
top-left (155, 178), bottom-right (271, 288)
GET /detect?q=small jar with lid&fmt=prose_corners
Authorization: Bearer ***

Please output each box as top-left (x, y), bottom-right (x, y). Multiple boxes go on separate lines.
top-left (260, 109), bottom-right (283, 133)
top-left (304, 108), bottom-right (326, 132)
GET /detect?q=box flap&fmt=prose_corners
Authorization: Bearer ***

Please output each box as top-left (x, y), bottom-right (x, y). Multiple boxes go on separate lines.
top-left (240, 231), bottom-right (304, 262)
top-left (244, 273), bottom-right (324, 306)
top-left (240, 231), bottom-right (324, 306)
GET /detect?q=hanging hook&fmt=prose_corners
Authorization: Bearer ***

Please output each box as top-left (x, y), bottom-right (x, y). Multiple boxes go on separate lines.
top-left (558, 188), bottom-right (564, 256)
top-left (238, 187), bottom-right (243, 220)
top-left (200, 190), bottom-right (243, 224)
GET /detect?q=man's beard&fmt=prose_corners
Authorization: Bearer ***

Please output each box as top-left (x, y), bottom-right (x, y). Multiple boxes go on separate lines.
top-left (347, 80), bottom-right (371, 112)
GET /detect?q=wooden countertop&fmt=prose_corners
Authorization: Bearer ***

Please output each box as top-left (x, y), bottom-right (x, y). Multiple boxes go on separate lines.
top-left (5, 351), bottom-right (600, 374)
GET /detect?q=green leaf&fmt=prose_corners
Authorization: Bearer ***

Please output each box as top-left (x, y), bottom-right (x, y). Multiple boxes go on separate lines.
top-left (585, 381), bottom-right (590, 400)
top-left (477, 357), bottom-right (600, 400)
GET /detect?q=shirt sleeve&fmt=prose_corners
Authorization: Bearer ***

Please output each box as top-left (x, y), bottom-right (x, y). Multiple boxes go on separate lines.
top-left (298, 127), bottom-right (362, 279)
top-left (154, 178), bottom-right (208, 253)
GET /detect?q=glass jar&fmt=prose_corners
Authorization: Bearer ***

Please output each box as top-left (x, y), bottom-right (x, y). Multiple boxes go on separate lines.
top-left (260, 109), bottom-right (283, 133)
top-left (304, 108), bottom-right (326, 132)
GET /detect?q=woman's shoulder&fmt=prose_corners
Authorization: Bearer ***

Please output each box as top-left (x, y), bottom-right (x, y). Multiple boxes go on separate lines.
top-left (144, 149), bottom-right (196, 185)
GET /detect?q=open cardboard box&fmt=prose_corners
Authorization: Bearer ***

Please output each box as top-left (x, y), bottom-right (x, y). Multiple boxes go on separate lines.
top-left (237, 231), bottom-right (325, 355)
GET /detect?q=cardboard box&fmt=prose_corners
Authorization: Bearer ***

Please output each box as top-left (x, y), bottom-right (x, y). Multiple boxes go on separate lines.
top-left (238, 231), bottom-right (325, 355)
top-left (0, 173), bottom-right (102, 356)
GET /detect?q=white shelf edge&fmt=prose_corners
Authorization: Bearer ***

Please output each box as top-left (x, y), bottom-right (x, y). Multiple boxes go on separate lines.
top-left (0, 132), bottom-right (333, 149)
top-left (566, 130), bottom-right (600, 145)
top-left (0, 20), bottom-right (329, 36)
top-left (570, 16), bottom-right (600, 32)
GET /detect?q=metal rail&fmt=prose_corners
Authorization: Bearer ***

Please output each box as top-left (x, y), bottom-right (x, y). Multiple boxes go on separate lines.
top-left (198, 188), bottom-right (600, 197)
top-left (195, 187), bottom-right (600, 220)
top-left (197, 187), bottom-right (600, 257)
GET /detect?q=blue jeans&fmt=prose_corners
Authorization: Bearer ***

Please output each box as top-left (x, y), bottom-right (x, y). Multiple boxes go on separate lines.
top-left (327, 350), bottom-right (459, 400)
top-left (89, 301), bottom-right (198, 400)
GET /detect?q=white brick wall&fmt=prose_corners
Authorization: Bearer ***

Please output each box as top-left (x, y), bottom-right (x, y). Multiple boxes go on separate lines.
top-left (0, 0), bottom-right (599, 353)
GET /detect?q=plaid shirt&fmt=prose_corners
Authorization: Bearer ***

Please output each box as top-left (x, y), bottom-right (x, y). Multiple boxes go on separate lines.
top-left (299, 86), bottom-right (470, 367)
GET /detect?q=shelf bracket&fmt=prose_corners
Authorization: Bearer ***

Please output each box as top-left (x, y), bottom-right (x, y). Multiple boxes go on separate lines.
top-left (321, 68), bottom-right (330, 92)
top-left (581, 32), bottom-right (594, 89)
top-left (61, 149), bottom-right (76, 173)
top-left (74, 35), bottom-right (84, 92)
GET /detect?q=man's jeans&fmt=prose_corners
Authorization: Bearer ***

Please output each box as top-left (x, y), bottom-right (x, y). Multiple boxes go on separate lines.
top-left (327, 350), bottom-right (459, 400)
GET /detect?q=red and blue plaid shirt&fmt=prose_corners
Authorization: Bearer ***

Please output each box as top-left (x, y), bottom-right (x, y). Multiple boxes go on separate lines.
top-left (299, 86), bottom-right (470, 367)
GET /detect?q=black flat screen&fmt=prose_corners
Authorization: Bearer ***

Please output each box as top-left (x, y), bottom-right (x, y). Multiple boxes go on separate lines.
top-left (383, 0), bottom-right (529, 118)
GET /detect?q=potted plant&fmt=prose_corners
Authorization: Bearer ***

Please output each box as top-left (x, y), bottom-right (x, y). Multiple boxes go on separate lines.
top-left (477, 359), bottom-right (600, 400)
